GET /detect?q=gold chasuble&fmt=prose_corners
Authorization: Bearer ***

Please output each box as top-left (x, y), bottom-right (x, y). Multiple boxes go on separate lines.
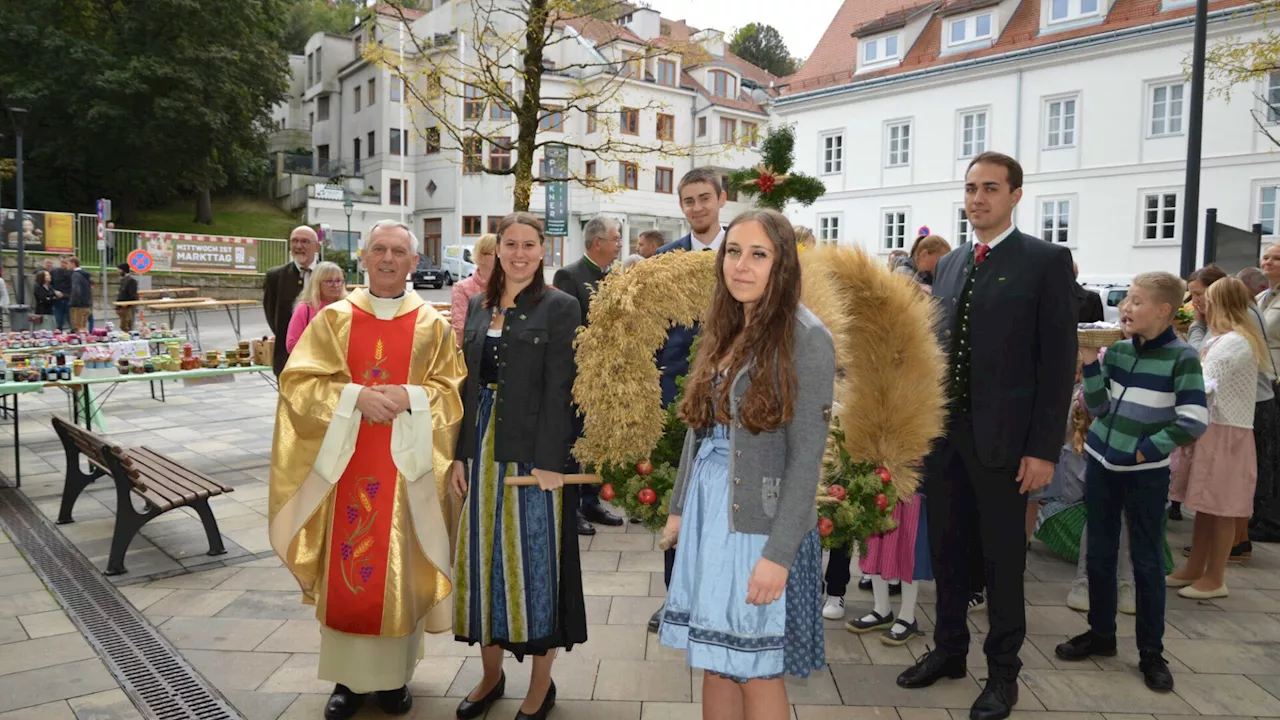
top-left (269, 289), bottom-right (464, 692)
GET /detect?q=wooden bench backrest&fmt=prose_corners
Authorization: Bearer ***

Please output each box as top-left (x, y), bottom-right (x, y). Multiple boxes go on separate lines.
top-left (51, 416), bottom-right (120, 470)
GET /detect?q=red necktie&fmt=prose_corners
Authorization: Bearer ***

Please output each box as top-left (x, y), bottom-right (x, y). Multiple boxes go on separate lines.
top-left (975, 243), bottom-right (990, 265)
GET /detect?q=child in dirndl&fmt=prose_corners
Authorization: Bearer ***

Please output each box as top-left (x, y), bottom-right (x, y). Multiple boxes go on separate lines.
top-left (844, 493), bottom-right (932, 645)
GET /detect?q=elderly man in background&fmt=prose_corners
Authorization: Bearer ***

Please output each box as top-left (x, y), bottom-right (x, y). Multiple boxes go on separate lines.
top-left (1239, 267), bottom-right (1269, 297)
top-left (553, 214), bottom-right (625, 535)
top-left (270, 220), bottom-right (465, 720)
top-left (621, 229), bottom-right (664, 270)
top-left (264, 226), bottom-right (321, 375)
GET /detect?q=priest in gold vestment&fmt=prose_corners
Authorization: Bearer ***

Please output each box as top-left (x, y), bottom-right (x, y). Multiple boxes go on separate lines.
top-left (269, 220), bottom-right (465, 720)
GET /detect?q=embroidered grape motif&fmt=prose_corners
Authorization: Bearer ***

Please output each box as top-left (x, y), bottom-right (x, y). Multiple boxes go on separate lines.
top-left (366, 481), bottom-right (380, 498)
top-left (359, 565), bottom-right (374, 582)
top-left (346, 505), bottom-right (358, 523)
top-left (340, 542), bottom-right (353, 560)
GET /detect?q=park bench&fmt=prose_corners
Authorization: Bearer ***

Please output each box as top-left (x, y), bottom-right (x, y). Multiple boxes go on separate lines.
top-left (52, 416), bottom-right (233, 575)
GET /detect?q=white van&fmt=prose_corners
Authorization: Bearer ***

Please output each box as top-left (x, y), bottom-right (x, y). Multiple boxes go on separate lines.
top-left (441, 244), bottom-right (477, 283)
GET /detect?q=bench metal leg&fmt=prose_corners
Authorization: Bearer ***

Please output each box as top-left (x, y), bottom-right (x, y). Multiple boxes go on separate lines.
top-left (189, 499), bottom-right (228, 556)
top-left (105, 501), bottom-right (162, 576)
top-left (54, 425), bottom-right (106, 524)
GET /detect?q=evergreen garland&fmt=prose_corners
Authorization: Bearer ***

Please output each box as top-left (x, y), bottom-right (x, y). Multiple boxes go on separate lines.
top-left (727, 125), bottom-right (827, 211)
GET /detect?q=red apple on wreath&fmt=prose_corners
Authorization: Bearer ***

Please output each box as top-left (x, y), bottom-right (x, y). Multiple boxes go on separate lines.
top-left (636, 460), bottom-right (653, 476)
top-left (637, 488), bottom-right (658, 505)
top-left (874, 466), bottom-right (892, 484)
top-left (817, 517), bottom-right (835, 538)
top-left (600, 483), bottom-right (616, 502)
top-left (874, 493), bottom-right (889, 511)
top-left (826, 485), bottom-right (847, 502)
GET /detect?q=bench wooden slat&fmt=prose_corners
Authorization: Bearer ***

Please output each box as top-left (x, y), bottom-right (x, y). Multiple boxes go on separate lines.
top-left (123, 453), bottom-right (210, 503)
top-left (134, 448), bottom-right (234, 494)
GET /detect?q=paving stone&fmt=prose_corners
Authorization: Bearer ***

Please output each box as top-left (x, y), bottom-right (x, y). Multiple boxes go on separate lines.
top-left (571, 624), bottom-right (648, 661)
top-left (830, 664), bottom-right (981, 709)
top-left (1018, 669), bottom-right (1194, 714)
top-left (594, 659), bottom-right (690, 702)
top-left (116, 587), bottom-right (173, 611)
top-left (608, 596), bottom-right (665, 625)
top-left (405, 656), bottom-right (464, 697)
top-left (420, 630), bottom-right (481, 658)
top-left (0, 701), bottom-right (76, 719)
top-left (0, 576), bottom-right (41, 599)
top-left (183, 649), bottom-right (291, 692)
top-left (582, 571), bottom-right (652, 597)
top-left (143, 589), bottom-right (244, 618)
top-left (16, 611), bottom-right (74, 639)
top-left (89, 547), bottom-right (182, 578)
top-left (823, 629), bottom-right (872, 665)
top-left (215, 591), bottom-right (315, 620)
top-left (0, 633), bottom-right (97, 676)
top-left (254, 619), bottom-right (321, 653)
top-left (0, 658), bottom-right (119, 714)
top-left (0, 621), bottom-right (25, 647)
top-left (446, 655), bottom-right (597, 700)
top-left (66, 689), bottom-right (144, 720)
top-left (795, 707), bottom-right (900, 720)
top-left (894, 709), bottom-right (949, 720)
top-left (639, 702), bottom-right (702, 720)
top-left (488, 698), bottom-right (640, 719)
top-left (0, 560), bottom-right (32, 579)
top-left (215, 567), bottom-right (301, 592)
top-left (581, 551), bottom-right (620, 572)
top-left (0, 592), bottom-right (57, 620)
top-left (158, 616), bottom-right (284, 651)
top-left (1164, 610), bottom-right (1280, 641)
top-left (1170, 673), bottom-right (1280, 716)
top-left (617, 552), bottom-right (665, 573)
top-left (258, 654), bottom-right (332, 695)
top-left (1252, 674), bottom-right (1280, 701)
top-left (221, 690), bottom-right (297, 720)
top-left (860, 632), bottom-right (918, 666)
top-left (590, 534), bottom-right (657, 553)
top-left (785, 668), bottom-right (843, 705)
top-left (143, 565), bottom-right (242, 590)
top-left (585, 596), bottom-right (612, 626)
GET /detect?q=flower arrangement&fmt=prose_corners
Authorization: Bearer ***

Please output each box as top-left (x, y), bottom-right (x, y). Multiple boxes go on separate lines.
top-left (726, 126), bottom-right (826, 211)
top-left (817, 420), bottom-right (901, 552)
top-left (1175, 303), bottom-right (1195, 337)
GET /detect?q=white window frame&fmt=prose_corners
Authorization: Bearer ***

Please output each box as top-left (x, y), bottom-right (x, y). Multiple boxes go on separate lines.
top-left (861, 34), bottom-right (902, 67)
top-left (882, 208), bottom-right (910, 251)
top-left (1045, 0), bottom-right (1101, 25)
top-left (1038, 195), bottom-right (1076, 247)
top-left (390, 76), bottom-right (403, 103)
top-left (954, 204), bottom-right (972, 246)
top-left (958, 108), bottom-right (988, 159)
top-left (1258, 182), bottom-right (1280, 236)
top-left (1265, 71), bottom-right (1280, 124)
top-left (1044, 94), bottom-right (1079, 149)
top-left (817, 213), bottom-right (842, 245)
top-left (947, 12), bottom-right (995, 48)
top-left (1148, 80), bottom-right (1186, 138)
top-left (820, 131), bottom-right (844, 176)
top-left (1137, 188), bottom-right (1181, 246)
top-left (886, 120), bottom-right (912, 167)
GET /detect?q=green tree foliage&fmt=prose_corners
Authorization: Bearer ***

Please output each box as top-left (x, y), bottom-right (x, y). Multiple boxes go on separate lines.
top-left (0, 0), bottom-right (291, 224)
top-left (728, 23), bottom-right (799, 77)
top-left (282, 0), bottom-right (362, 55)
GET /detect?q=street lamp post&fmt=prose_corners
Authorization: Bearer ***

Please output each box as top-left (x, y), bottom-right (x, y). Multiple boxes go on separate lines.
top-left (8, 108), bottom-right (28, 309)
top-left (343, 199), bottom-right (354, 283)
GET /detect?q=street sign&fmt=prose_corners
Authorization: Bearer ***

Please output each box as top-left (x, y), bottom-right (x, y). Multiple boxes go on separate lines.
top-left (544, 144), bottom-right (569, 237)
top-left (918, 225), bottom-right (931, 237)
top-left (96, 199), bottom-right (108, 250)
top-left (127, 249), bottom-right (154, 274)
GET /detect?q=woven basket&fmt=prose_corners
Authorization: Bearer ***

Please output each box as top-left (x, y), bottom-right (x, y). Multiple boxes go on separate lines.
top-left (1078, 328), bottom-right (1124, 349)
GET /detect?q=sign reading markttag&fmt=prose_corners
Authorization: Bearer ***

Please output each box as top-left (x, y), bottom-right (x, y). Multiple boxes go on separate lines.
top-left (544, 144), bottom-right (569, 237)
top-left (139, 232), bottom-right (260, 274)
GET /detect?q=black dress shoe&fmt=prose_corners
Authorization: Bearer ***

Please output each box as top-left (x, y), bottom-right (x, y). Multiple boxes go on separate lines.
top-left (1055, 631), bottom-right (1117, 661)
top-left (324, 684), bottom-right (365, 720)
top-left (575, 512), bottom-right (596, 536)
top-left (648, 607), bottom-right (662, 633)
top-left (376, 685), bottom-right (413, 715)
top-left (583, 504), bottom-right (624, 526)
top-left (1140, 654), bottom-right (1175, 692)
top-left (858, 575), bottom-right (873, 591)
top-left (516, 680), bottom-right (556, 720)
top-left (970, 677), bottom-right (1018, 720)
top-left (896, 648), bottom-right (967, 688)
top-left (456, 673), bottom-right (505, 719)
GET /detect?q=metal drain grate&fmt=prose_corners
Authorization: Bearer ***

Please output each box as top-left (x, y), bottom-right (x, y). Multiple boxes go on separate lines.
top-left (0, 489), bottom-right (244, 720)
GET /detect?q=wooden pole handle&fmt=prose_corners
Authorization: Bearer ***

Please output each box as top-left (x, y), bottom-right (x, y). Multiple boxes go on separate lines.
top-left (503, 473), bottom-right (603, 487)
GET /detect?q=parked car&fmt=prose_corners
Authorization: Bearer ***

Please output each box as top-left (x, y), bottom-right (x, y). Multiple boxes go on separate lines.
top-left (441, 244), bottom-right (476, 282)
top-left (412, 260), bottom-right (449, 289)
top-left (1083, 283), bottom-right (1129, 324)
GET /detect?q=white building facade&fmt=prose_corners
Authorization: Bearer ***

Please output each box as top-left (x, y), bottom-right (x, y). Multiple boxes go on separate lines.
top-left (775, 0), bottom-right (1277, 284)
top-left (274, 1), bottom-right (772, 268)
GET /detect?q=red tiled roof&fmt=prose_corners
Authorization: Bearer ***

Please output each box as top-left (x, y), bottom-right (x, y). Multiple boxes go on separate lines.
top-left (937, 0), bottom-right (1003, 17)
top-left (559, 16), bottom-right (646, 46)
top-left (373, 3), bottom-right (425, 20)
top-left (779, 0), bottom-right (907, 91)
top-left (852, 1), bottom-right (942, 38)
top-left (681, 71), bottom-right (770, 115)
top-left (782, 0), bottom-right (1253, 97)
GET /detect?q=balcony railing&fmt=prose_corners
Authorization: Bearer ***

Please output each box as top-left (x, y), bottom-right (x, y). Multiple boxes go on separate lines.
top-left (281, 153), bottom-right (364, 178)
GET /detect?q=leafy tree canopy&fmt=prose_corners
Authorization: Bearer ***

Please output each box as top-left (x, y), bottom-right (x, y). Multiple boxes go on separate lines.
top-left (728, 23), bottom-right (799, 77)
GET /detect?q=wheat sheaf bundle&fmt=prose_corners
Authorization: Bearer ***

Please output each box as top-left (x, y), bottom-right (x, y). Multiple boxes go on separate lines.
top-left (572, 249), bottom-right (717, 467)
top-left (800, 246), bottom-right (947, 495)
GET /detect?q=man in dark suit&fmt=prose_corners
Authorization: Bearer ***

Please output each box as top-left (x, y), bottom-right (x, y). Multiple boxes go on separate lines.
top-left (263, 226), bottom-right (320, 376)
top-left (647, 167), bottom-right (727, 632)
top-left (1074, 263), bottom-right (1105, 323)
top-left (897, 152), bottom-right (1077, 720)
top-left (553, 214), bottom-right (625, 536)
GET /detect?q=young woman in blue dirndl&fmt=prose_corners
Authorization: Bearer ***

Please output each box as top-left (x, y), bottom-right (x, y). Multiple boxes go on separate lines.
top-left (658, 209), bottom-right (836, 719)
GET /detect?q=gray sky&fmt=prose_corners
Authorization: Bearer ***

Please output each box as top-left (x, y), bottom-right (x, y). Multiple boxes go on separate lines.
top-left (644, 0), bottom-right (844, 61)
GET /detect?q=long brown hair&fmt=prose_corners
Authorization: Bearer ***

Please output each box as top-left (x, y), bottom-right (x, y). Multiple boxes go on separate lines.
top-left (486, 212), bottom-right (547, 308)
top-left (680, 208), bottom-right (801, 433)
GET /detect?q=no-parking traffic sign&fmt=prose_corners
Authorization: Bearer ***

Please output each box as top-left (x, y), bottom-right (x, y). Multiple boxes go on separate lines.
top-left (127, 249), bottom-right (154, 274)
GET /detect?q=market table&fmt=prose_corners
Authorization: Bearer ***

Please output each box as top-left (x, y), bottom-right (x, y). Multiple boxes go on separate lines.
top-left (137, 287), bottom-right (199, 299)
top-left (2, 336), bottom-right (186, 361)
top-left (49, 364), bottom-right (273, 432)
top-left (113, 298), bottom-right (259, 350)
top-left (0, 382), bottom-right (47, 488)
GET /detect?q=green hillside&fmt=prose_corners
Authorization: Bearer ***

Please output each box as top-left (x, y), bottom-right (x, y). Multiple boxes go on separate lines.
top-left (122, 196), bottom-right (300, 240)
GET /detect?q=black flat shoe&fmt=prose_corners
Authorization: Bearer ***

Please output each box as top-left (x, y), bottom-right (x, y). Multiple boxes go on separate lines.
top-left (857, 575), bottom-right (873, 591)
top-left (376, 685), bottom-right (413, 715)
top-left (456, 672), bottom-right (505, 720)
top-left (1140, 654), bottom-right (1174, 692)
top-left (970, 676), bottom-right (1018, 720)
top-left (582, 504), bottom-right (624, 526)
top-left (846, 610), bottom-right (895, 633)
top-left (1055, 631), bottom-right (1117, 661)
top-left (648, 608), bottom-right (662, 633)
top-left (575, 512), bottom-right (596, 536)
top-left (324, 684), bottom-right (365, 720)
top-left (880, 619), bottom-right (924, 646)
top-left (515, 680), bottom-right (556, 720)
top-left (896, 647), bottom-right (967, 688)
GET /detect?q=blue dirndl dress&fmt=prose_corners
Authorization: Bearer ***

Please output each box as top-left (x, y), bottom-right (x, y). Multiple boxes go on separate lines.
top-left (658, 425), bottom-right (826, 682)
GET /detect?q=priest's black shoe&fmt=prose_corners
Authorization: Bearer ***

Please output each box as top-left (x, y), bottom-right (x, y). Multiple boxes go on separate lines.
top-left (376, 685), bottom-right (413, 715)
top-left (1055, 631), bottom-right (1117, 661)
top-left (456, 673), bottom-right (505, 719)
top-left (896, 648), bottom-right (967, 688)
top-left (970, 677), bottom-right (1018, 720)
top-left (575, 511), bottom-right (596, 536)
top-left (324, 684), bottom-right (365, 720)
top-left (583, 504), bottom-right (624, 526)
top-left (1140, 654), bottom-right (1175, 692)
top-left (515, 680), bottom-right (556, 720)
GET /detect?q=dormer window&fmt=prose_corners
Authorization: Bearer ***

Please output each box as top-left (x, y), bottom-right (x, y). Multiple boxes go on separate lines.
top-left (1048, 0), bottom-right (1100, 24)
top-left (709, 70), bottom-right (737, 99)
top-left (948, 13), bottom-right (993, 47)
top-left (862, 35), bottom-right (901, 66)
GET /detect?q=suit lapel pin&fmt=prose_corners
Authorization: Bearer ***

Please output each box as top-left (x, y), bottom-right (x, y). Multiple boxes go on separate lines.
top-left (519, 314), bottom-right (527, 320)
top-left (999, 277), bottom-right (1006, 281)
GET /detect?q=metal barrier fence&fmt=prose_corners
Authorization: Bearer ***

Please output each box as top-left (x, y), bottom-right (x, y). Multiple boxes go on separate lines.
top-left (65, 215), bottom-right (288, 273)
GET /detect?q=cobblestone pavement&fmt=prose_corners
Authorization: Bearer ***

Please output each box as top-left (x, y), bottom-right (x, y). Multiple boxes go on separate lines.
top-left (2, 302), bottom-right (1280, 719)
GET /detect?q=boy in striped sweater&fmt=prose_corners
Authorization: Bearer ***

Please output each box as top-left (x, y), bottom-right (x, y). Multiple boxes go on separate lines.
top-left (1054, 271), bottom-right (1207, 693)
